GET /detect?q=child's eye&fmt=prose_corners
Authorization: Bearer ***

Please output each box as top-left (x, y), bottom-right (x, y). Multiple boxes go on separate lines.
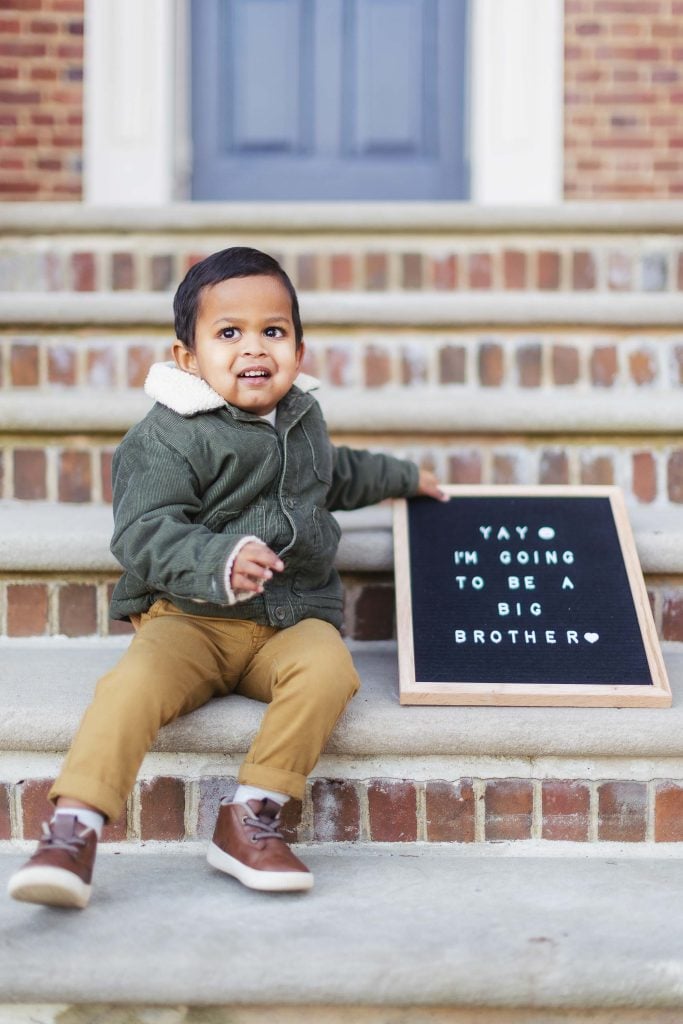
top-left (264, 326), bottom-right (285, 338)
top-left (219, 327), bottom-right (239, 340)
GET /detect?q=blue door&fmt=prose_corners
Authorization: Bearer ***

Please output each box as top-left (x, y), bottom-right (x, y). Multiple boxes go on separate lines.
top-left (191, 0), bottom-right (469, 200)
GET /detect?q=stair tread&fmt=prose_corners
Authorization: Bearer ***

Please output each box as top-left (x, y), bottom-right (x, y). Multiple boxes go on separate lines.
top-left (1, 639), bottom-right (681, 757)
top-left (1, 844), bottom-right (682, 1007)
top-left (3, 290), bottom-right (683, 327)
top-left (0, 499), bottom-right (680, 574)
top-left (2, 385), bottom-right (683, 435)
top-left (3, 197), bottom-right (683, 232)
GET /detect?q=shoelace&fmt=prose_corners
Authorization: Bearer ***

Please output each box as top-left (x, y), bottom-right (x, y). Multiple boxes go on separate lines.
top-left (40, 822), bottom-right (86, 856)
top-left (243, 812), bottom-right (284, 842)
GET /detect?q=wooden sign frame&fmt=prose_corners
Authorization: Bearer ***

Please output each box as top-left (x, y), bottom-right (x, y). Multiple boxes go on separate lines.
top-left (393, 485), bottom-right (671, 707)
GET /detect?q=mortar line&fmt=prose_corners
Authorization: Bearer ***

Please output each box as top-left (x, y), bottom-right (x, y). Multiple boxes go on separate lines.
top-left (474, 778), bottom-right (486, 843)
top-left (359, 780), bottom-right (370, 842)
top-left (646, 778), bottom-right (656, 844)
top-left (185, 778), bottom-right (199, 839)
top-left (9, 781), bottom-right (22, 841)
top-left (532, 778), bottom-right (542, 840)
top-left (416, 781), bottom-right (427, 842)
top-left (589, 780), bottom-right (599, 843)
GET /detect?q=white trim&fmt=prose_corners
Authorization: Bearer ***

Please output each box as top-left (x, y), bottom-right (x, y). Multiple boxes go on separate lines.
top-left (83, 0), bottom-right (186, 204)
top-left (471, 0), bottom-right (564, 204)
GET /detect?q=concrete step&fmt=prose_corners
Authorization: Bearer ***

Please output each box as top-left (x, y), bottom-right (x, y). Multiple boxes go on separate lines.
top-left (1, 200), bottom-right (683, 301)
top-left (3, 639), bottom-right (682, 759)
top-left (4, 198), bottom-right (683, 232)
top-left (1, 501), bottom-right (680, 575)
top-left (2, 638), bottom-right (683, 848)
top-left (1, 844), bottom-right (683, 1016)
top-left (3, 290), bottom-right (683, 327)
top-left (2, 385), bottom-right (683, 436)
top-left (0, 501), bottom-right (681, 644)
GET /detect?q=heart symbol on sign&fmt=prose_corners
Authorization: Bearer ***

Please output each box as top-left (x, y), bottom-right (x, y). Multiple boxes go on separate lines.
top-left (584, 633), bottom-right (599, 644)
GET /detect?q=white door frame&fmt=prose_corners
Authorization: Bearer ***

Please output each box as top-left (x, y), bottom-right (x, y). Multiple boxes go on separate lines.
top-left (83, 0), bottom-right (563, 205)
top-left (83, 0), bottom-right (190, 205)
top-left (470, 0), bottom-right (564, 203)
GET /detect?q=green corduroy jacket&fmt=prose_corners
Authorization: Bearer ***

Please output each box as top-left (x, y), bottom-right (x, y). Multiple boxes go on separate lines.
top-left (109, 363), bottom-right (420, 630)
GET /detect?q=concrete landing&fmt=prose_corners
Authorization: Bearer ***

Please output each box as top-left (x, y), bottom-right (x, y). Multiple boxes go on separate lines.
top-left (1, 845), bottom-right (682, 1010)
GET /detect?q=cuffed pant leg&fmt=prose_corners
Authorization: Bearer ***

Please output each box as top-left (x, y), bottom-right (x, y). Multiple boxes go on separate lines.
top-left (50, 604), bottom-right (253, 820)
top-left (235, 619), bottom-right (360, 800)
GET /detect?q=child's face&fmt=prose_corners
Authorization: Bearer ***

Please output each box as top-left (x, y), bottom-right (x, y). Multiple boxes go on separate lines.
top-left (172, 274), bottom-right (304, 416)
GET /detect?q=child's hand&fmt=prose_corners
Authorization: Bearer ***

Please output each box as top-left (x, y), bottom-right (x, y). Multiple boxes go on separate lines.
top-left (231, 541), bottom-right (284, 594)
top-left (416, 469), bottom-right (448, 502)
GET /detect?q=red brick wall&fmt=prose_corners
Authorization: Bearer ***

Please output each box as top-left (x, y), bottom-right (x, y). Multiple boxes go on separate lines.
top-left (0, 0), bottom-right (84, 201)
top-left (8, 773), bottom-right (683, 844)
top-left (565, 0), bottom-right (683, 198)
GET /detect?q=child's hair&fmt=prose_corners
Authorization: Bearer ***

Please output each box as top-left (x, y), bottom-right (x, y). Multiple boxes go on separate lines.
top-left (173, 246), bottom-right (303, 352)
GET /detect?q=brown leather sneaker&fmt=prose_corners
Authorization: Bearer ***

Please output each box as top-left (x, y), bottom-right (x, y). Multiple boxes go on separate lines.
top-left (207, 798), bottom-right (313, 892)
top-left (7, 814), bottom-right (97, 909)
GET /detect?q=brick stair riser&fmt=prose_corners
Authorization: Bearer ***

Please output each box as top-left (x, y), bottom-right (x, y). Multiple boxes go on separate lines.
top-left (2, 234), bottom-right (683, 295)
top-left (3, 435), bottom-right (682, 507)
top-left (3, 327), bottom-right (683, 391)
top-left (1, 573), bottom-right (682, 643)
top-left (5, 754), bottom-right (683, 845)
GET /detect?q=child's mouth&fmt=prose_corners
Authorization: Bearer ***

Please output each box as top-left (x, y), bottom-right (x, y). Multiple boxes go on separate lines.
top-left (238, 369), bottom-right (271, 379)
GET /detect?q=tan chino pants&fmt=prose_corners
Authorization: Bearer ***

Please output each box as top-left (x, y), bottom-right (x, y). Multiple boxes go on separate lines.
top-left (49, 599), bottom-right (360, 821)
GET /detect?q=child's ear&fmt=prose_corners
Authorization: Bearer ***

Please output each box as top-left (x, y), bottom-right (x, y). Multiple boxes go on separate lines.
top-left (172, 340), bottom-right (198, 375)
top-left (295, 339), bottom-right (306, 371)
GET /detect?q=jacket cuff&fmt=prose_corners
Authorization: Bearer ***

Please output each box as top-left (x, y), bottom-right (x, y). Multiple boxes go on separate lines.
top-left (406, 461), bottom-right (421, 495)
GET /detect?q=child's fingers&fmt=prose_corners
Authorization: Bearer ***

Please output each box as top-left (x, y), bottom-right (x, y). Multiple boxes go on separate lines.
top-left (231, 542), bottom-right (284, 592)
top-left (417, 470), bottom-right (448, 502)
top-left (238, 542), bottom-right (284, 572)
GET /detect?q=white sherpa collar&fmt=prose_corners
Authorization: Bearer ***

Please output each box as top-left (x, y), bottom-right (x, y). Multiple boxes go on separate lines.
top-left (144, 361), bottom-right (319, 417)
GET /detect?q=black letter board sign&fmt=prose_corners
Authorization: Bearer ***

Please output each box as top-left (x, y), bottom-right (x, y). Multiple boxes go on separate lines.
top-left (393, 486), bottom-right (671, 707)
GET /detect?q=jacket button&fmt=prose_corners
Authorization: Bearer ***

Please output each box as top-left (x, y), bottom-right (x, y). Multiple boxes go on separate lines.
top-left (274, 607), bottom-right (286, 620)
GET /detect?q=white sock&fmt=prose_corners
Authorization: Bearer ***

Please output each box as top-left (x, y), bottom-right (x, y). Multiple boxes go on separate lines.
top-left (54, 807), bottom-right (105, 839)
top-left (232, 784), bottom-right (288, 808)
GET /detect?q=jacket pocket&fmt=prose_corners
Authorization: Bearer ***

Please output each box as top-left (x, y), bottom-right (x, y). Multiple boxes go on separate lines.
top-left (291, 506), bottom-right (341, 602)
top-left (301, 421), bottom-right (333, 485)
top-left (204, 504), bottom-right (266, 537)
top-left (292, 578), bottom-right (344, 609)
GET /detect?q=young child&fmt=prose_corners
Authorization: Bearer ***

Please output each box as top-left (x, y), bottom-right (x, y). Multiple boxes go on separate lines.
top-left (8, 246), bottom-right (444, 908)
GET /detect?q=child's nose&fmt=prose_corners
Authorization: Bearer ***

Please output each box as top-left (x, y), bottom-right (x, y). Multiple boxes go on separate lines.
top-left (240, 332), bottom-right (267, 354)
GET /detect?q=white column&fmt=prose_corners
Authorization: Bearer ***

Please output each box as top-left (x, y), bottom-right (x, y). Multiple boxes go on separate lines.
top-left (470, 0), bottom-right (564, 204)
top-left (84, 0), bottom-right (188, 204)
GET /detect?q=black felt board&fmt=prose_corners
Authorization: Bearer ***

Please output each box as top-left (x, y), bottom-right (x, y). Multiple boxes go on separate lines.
top-left (407, 495), bottom-right (654, 687)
